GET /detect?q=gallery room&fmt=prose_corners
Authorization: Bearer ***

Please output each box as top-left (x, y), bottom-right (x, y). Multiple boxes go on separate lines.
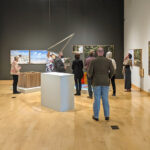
top-left (0, 0), bottom-right (150, 150)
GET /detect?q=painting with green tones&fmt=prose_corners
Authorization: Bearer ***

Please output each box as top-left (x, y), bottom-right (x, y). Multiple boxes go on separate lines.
top-left (83, 45), bottom-right (114, 58)
top-left (134, 49), bottom-right (142, 67)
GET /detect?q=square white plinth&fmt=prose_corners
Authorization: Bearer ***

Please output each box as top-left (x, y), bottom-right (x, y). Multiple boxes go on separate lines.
top-left (41, 72), bottom-right (74, 112)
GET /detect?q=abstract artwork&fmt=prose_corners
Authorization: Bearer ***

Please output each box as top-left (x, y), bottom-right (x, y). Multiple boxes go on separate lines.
top-left (10, 50), bottom-right (29, 64)
top-left (30, 50), bottom-right (48, 64)
top-left (134, 49), bottom-right (142, 67)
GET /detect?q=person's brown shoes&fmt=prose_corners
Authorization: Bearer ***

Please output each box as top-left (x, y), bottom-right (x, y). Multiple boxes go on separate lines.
top-left (87, 96), bottom-right (93, 99)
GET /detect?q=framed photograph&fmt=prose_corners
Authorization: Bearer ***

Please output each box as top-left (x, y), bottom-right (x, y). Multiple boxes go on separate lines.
top-left (30, 50), bottom-right (48, 64)
top-left (72, 45), bottom-right (84, 54)
top-left (10, 50), bottom-right (29, 64)
top-left (134, 49), bottom-right (142, 67)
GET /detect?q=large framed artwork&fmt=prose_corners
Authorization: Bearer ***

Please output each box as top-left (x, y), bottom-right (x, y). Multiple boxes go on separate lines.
top-left (10, 50), bottom-right (29, 64)
top-left (83, 45), bottom-right (114, 59)
top-left (134, 49), bottom-right (142, 67)
top-left (73, 45), bottom-right (84, 54)
top-left (149, 42), bottom-right (150, 75)
top-left (30, 50), bottom-right (48, 64)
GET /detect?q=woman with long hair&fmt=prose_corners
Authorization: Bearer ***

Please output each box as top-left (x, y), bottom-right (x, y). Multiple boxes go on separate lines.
top-left (123, 53), bottom-right (132, 92)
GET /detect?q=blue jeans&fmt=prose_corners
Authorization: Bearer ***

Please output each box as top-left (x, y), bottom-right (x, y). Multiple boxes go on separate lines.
top-left (93, 86), bottom-right (109, 119)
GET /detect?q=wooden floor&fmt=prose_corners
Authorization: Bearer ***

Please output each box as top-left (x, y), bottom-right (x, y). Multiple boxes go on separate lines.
top-left (0, 80), bottom-right (150, 150)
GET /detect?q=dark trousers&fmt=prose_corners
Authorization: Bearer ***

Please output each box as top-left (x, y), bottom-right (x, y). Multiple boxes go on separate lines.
top-left (111, 75), bottom-right (116, 94)
top-left (13, 75), bottom-right (18, 93)
top-left (75, 78), bottom-right (81, 94)
top-left (87, 75), bottom-right (93, 97)
top-left (125, 68), bottom-right (131, 90)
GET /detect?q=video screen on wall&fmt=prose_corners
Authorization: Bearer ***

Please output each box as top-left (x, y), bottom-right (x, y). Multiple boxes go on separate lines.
top-left (30, 50), bottom-right (48, 64)
top-left (10, 50), bottom-right (29, 64)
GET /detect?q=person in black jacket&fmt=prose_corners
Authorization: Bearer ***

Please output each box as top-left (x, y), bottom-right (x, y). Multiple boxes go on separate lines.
top-left (53, 51), bottom-right (66, 72)
top-left (72, 53), bottom-right (83, 96)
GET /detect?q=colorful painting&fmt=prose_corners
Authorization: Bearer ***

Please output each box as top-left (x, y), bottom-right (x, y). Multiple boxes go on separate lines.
top-left (134, 49), bottom-right (142, 67)
top-left (149, 42), bottom-right (150, 75)
top-left (83, 45), bottom-right (114, 59)
top-left (10, 50), bottom-right (29, 64)
top-left (30, 50), bottom-right (48, 64)
top-left (73, 45), bottom-right (84, 54)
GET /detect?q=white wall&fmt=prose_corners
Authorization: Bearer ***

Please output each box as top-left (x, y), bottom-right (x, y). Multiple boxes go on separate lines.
top-left (124, 0), bottom-right (150, 92)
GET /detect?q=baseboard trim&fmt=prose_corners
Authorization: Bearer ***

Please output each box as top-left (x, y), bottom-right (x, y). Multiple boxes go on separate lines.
top-left (132, 84), bottom-right (150, 95)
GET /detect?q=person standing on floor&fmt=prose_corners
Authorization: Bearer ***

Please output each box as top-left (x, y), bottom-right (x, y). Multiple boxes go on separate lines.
top-left (106, 51), bottom-right (117, 96)
top-left (53, 51), bottom-right (66, 72)
top-left (85, 50), bottom-right (95, 99)
top-left (46, 51), bottom-right (54, 72)
top-left (72, 53), bottom-right (83, 96)
top-left (88, 47), bottom-right (114, 121)
top-left (10, 56), bottom-right (21, 94)
top-left (123, 53), bottom-right (132, 92)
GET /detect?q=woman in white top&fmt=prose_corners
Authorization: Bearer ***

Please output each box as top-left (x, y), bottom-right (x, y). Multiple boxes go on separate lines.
top-left (46, 51), bottom-right (54, 72)
top-left (106, 51), bottom-right (117, 96)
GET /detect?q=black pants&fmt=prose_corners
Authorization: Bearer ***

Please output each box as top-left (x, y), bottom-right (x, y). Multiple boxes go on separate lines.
top-left (87, 75), bottom-right (93, 97)
top-left (125, 68), bottom-right (131, 90)
top-left (111, 75), bottom-right (116, 94)
top-left (13, 75), bottom-right (18, 93)
top-left (75, 78), bottom-right (81, 94)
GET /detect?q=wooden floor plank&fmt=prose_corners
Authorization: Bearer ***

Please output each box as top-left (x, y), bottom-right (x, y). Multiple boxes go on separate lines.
top-left (0, 80), bottom-right (150, 150)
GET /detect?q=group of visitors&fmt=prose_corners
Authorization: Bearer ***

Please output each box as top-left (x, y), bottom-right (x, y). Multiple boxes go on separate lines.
top-left (10, 47), bottom-right (132, 122)
top-left (46, 51), bottom-right (66, 73)
top-left (72, 49), bottom-right (117, 98)
top-left (72, 47), bottom-right (132, 121)
top-left (10, 51), bottom-right (66, 94)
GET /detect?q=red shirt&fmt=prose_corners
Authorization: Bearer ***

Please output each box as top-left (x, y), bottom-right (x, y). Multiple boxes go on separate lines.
top-left (85, 57), bottom-right (95, 71)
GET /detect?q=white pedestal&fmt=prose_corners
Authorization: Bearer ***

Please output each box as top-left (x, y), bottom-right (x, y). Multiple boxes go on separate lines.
top-left (18, 86), bottom-right (41, 93)
top-left (41, 72), bottom-right (74, 112)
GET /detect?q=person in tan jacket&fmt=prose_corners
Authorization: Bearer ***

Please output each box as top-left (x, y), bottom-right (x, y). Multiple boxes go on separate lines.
top-left (88, 47), bottom-right (114, 121)
top-left (10, 56), bottom-right (21, 94)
